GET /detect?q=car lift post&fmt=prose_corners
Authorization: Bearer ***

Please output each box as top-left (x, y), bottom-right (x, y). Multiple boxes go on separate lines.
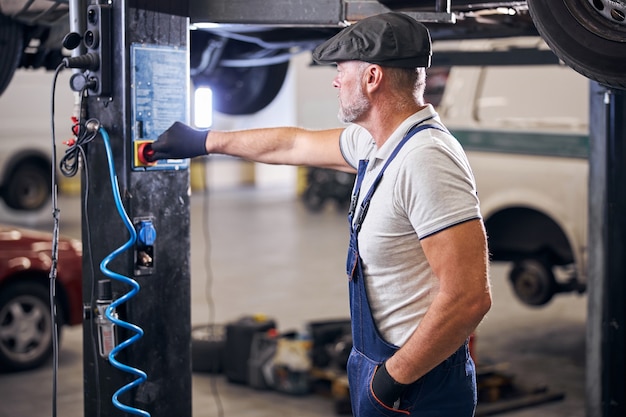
top-left (75, 1), bottom-right (192, 416)
top-left (587, 82), bottom-right (626, 417)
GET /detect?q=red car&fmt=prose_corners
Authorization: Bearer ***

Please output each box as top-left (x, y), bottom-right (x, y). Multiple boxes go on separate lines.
top-left (0, 224), bottom-right (82, 372)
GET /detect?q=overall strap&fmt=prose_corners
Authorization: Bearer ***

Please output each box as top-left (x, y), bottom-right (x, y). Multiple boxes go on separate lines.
top-left (352, 123), bottom-right (446, 234)
top-left (348, 159), bottom-right (369, 227)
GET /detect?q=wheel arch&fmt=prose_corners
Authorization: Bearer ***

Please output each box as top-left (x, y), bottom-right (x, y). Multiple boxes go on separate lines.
top-left (484, 205), bottom-right (576, 266)
top-left (190, 33), bottom-right (291, 115)
top-left (0, 270), bottom-right (72, 325)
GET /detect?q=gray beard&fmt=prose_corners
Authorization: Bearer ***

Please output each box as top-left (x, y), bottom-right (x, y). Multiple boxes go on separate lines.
top-left (338, 87), bottom-right (370, 124)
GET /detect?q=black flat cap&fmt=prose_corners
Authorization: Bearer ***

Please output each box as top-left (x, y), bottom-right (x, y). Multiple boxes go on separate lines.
top-left (312, 12), bottom-right (432, 68)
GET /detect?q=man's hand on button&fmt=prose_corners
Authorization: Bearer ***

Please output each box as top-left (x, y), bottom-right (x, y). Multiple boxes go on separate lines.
top-left (148, 121), bottom-right (209, 161)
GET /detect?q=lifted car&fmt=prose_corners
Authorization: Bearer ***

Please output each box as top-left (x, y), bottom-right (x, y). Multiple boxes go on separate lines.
top-left (0, 1), bottom-right (625, 115)
top-left (0, 68), bottom-right (74, 215)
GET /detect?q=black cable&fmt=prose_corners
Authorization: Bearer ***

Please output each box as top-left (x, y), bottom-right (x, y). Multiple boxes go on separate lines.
top-left (63, 93), bottom-right (103, 417)
top-left (201, 158), bottom-right (224, 417)
top-left (79, 143), bottom-right (103, 417)
top-left (49, 61), bottom-right (64, 417)
top-left (50, 63), bottom-right (104, 417)
top-left (60, 101), bottom-right (98, 177)
top-left (202, 166), bottom-right (216, 328)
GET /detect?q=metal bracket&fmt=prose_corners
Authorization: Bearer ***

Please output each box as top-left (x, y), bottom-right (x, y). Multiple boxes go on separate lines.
top-left (344, 1), bottom-right (456, 23)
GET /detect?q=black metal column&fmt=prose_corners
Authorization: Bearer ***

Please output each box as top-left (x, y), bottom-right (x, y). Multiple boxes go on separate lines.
top-left (79, 1), bottom-right (192, 416)
top-left (587, 82), bottom-right (626, 417)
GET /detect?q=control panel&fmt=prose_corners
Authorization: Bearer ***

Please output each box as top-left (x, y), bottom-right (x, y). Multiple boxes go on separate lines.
top-left (131, 44), bottom-right (189, 171)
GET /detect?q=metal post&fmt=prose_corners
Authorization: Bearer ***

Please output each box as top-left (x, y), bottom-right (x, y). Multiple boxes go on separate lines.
top-left (435, 0), bottom-right (451, 13)
top-left (67, 0), bottom-right (86, 56)
top-left (587, 82), bottom-right (626, 417)
top-left (77, 0), bottom-right (192, 415)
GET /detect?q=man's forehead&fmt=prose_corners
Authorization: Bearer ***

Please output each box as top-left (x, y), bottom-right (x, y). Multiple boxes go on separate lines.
top-left (337, 60), bottom-right (369, 70)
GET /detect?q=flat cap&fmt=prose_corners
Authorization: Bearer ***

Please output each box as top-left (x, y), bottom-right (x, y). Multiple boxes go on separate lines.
top-left (312, 12), bottom-right (432, 68)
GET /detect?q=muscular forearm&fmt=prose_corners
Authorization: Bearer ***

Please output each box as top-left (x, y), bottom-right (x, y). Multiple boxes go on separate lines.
top-left (208, 127), bottom-right (301, 165)
top-left (207, 127), bottom-right (349, 170)
top-left (385, 287), bottom-right (491, 384)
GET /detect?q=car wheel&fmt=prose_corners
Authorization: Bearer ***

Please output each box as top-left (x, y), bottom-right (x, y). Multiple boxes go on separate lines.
top-left (0, 15), bottom-right (24, 96)
top-left (193, 61), bottom-right (289, 115)
top-left (0, 282), bottom-right (59, 371)
top-left (509, 257), bottom-right (557, 306)
top-left (3, 160), bottom-right (52, 211)
top-left (528, 0), bottom-right (626, 89)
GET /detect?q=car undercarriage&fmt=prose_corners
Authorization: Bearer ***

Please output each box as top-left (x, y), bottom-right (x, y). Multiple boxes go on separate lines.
top-left (1, 0), bottom-right (625, 114)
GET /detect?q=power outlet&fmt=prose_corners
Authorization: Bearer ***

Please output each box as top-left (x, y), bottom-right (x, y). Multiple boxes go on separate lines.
top-left (134, 217), bottom-right (156, 276)
top-left (85, 4), bottom-right (112, 97)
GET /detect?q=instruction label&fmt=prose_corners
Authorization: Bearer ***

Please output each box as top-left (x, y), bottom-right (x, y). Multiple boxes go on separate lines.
top-left (131, 44), bottom-right (189, 171)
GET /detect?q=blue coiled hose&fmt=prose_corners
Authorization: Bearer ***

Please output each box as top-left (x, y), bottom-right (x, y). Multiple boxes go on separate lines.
top-left (98, 126), bottom-right (151, 417)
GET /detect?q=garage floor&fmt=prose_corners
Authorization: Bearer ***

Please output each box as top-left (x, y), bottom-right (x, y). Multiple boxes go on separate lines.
top-left (0, 188), bottom-right (586, 417)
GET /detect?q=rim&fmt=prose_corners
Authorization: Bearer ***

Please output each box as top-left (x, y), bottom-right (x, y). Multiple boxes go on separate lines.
top-left (587, 0), bottom-right (626, 26)
top-left (0, 294), bottom-right (52, 364)
top-left (573, 0), bottom-right (626, 42)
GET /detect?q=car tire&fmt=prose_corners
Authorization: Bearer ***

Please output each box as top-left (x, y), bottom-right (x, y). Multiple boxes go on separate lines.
top-left (0, 282), bottom-right (60, 372)
top-left (0, 14), bottom-right (24, 96)
top-left (528, 0), bottom-right (626, 89)
top-left (2, 160), bottom-right (52, 211)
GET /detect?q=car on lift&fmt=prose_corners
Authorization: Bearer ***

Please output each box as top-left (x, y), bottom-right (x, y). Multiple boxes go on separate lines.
top-left (0, 223), bottom-right (82, 372)
top-left (0, 1), bottom-right (624, 115)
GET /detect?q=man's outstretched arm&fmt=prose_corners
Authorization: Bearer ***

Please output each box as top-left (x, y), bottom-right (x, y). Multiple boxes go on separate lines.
top-left (149, 122), bottom-right (353, 173)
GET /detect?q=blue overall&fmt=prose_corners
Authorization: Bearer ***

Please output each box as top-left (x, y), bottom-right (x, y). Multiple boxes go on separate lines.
top-left (345, 124), bottom-right (477, 416)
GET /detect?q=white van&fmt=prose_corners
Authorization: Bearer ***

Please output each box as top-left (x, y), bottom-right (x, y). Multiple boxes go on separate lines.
top-left (0, 69), bottom-right (76, 222)
top-left (429, 40), bottom-right (589, 306)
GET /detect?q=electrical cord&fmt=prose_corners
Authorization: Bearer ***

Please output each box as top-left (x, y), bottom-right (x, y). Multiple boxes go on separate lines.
top-left (49, 61), bottom-right (64, 417)
top-left (59, 109), bottom-right (98, 177)
top-left (201, 158), bottom-right (224, 417)
top-left (55, 77), bottom-right (103, 417)
top-left (79, 143), bottom-right (104, 417)
top-left (50, 63), bottom-right (104, 417)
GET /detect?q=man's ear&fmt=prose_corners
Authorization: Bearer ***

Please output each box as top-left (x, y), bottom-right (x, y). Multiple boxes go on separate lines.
top-left (363, 64), bottom-right (383, 93)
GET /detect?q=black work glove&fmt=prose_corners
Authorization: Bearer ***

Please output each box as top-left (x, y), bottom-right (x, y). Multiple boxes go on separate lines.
top-left (371, 362), bottom-right (409, 409)
top-left (148, 121), bottom-right (209, 161)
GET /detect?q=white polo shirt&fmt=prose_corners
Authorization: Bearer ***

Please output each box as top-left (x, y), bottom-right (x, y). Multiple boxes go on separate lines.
top-left (339, 105), bottom-right (482, 346)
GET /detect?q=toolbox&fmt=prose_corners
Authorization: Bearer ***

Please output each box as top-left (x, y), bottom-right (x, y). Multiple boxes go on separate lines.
top-left (223, 315), bottom-right (277, 384)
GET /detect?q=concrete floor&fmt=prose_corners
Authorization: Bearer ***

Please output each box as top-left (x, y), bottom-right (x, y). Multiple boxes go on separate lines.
top-left (0, 188), bottom-right (586, 416)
